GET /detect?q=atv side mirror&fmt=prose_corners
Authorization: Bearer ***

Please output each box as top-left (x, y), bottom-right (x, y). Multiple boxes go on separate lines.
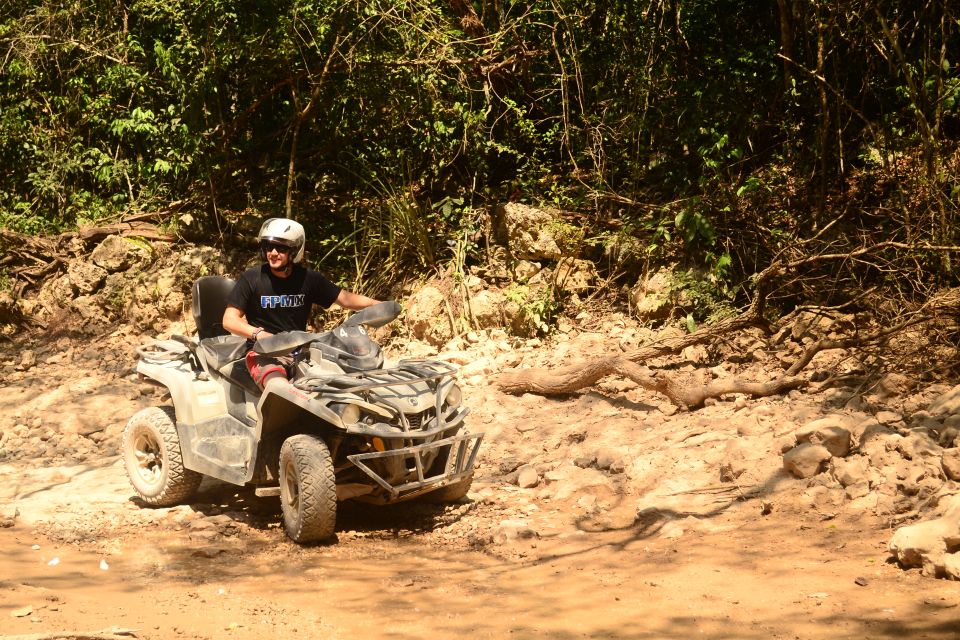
top-left (343, 300), bottom-right (401, 329)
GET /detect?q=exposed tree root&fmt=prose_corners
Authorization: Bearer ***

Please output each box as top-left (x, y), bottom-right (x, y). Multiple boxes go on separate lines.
top-left (496, 274), bottom-right (776, 407)
top-left (496, 264), bottom-right (960, 408)
top-left (3, 627), bottom-right (139, 640)
top-left (497, 354), bottom-right (806, 409)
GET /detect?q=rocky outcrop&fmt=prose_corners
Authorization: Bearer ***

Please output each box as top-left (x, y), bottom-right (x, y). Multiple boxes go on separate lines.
top-left (30, 237), bottom-right (229, 334)
top-left (889, 494), bottom-right (960, 579)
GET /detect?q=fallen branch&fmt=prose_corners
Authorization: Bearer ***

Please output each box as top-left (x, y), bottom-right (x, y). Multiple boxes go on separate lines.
top-left (498, 354), bottom-right (806, 409)
top-left (496, 262), bottom-right (777, 406)
top-left (2, 627), bottom-right (139, 640)
top-left (77, 221), bottom-right (173, 242)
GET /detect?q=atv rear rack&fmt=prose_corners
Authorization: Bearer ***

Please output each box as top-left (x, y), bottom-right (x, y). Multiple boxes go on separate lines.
top-left (346, 431), bottom-right (483, 501)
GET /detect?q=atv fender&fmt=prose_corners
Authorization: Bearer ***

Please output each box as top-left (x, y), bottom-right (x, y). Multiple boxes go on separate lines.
top-left (137, 358), bottom-right (228, 425)
top-left (256, 381), bottom-right (345, 440)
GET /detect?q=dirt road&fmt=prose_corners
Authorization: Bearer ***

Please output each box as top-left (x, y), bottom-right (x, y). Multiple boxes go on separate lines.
top-left (3, 330), bottom-right (960, 639)
top-left (3, 476), bottom-right (959, 639)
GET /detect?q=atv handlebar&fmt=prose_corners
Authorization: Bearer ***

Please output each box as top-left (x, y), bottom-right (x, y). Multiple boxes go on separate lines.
top-left (253, 300), bottom-right (401, 357)
top-left (343, 300), bottom-right (401, 328)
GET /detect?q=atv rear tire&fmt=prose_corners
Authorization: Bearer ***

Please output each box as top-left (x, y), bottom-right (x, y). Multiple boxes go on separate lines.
top-left (122, 406), bottom-right (202, 506)
top-left (279, 434), bottom-right (337, 543)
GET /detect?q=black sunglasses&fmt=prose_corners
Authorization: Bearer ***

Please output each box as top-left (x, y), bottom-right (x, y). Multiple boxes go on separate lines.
top-left (261, 241), bottom-right (291, 254)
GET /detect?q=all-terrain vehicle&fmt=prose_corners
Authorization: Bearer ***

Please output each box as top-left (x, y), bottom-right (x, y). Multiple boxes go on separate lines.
top-left (122, 275), bottom-right (482, 543)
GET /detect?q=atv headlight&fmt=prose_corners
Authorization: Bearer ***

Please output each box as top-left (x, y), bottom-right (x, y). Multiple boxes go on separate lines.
top-left (331, 403), bottom-right (361, 425)
top-left (444, 384), bottom-right (462, 408)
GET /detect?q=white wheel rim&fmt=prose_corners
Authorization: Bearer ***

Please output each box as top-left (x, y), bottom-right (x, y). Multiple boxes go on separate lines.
top-left (133, 430), bottom-right (163, 486)
top-left (282, 459), bottom-right (300, 514)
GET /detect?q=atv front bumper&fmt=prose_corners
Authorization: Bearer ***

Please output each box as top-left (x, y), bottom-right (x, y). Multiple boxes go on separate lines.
top-left (346, 431), bottom-right (483, 502)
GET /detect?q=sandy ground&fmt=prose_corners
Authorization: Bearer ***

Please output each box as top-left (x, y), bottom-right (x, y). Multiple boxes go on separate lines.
top-left (2, 328), bottom-right (960, 639)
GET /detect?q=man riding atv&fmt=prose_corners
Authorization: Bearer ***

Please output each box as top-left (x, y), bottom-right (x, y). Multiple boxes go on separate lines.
top-left (222, 217), bottom-right (381, 389)
top-left (122, 218), bottom-right (482, 543)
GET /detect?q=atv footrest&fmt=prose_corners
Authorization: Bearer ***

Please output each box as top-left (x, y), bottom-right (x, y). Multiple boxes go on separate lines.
top-left (346, 432), bottom-right (483, 500)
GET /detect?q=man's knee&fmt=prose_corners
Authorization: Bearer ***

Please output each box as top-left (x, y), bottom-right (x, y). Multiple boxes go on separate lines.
top-left (246, 351), bottom-right (289, 389)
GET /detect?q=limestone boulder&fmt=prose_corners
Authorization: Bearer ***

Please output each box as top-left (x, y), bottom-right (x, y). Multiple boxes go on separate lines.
top-left (91, 235), bottom-right (148, 272)
top-left (795, 416), bottom-right (853, 458)
top-left (928, 385), bottom-right (960, 417)
top-left (406, 284), bottom-right (452, 347)
top-left (468, 289), bottom-right (507, 329)
top-left (783, 443), bottom-right (832, 479)
top-left (831, 455), bottom-right (870, 488)
top-left (889, 494), bottom-right (960, 578)
top-left (942, 449), bottom-right (960, 481)
top-left (629, 269), bottom-right (672, 323)
top-left (37, 275), bottom-right (75, 314)
top-left (67, 261), bottom-right (108, 295)
top-left (553, 259), bottom-right (596, 293)
top-left (493, 203), bottom-right (564, 260)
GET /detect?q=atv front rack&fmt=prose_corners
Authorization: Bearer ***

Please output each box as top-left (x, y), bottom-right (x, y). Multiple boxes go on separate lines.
top-left (293, 359), bottom-right (458, 395)
top-left (346, 431), bottom-right (483, 501)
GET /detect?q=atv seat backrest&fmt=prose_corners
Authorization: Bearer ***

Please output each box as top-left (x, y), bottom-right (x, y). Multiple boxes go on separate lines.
top-left (192, 275), bottom-right (236, 340)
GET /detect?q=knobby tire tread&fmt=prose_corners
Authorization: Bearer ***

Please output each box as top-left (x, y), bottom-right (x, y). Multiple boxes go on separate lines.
top-left (281, 434), bottom-right (336, 543)
top-left (123, 406), bottom-right (202, 507)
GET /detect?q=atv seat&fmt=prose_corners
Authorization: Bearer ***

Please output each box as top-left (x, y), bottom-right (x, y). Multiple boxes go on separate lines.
top-left (190, 275), bottom-right (261, 395)
top-left (192, 275), bottom-right (236, 340)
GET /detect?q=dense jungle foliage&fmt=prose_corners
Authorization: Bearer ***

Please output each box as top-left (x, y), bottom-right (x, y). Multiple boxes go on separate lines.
top-left (2, 1), bottom-right (960, 314)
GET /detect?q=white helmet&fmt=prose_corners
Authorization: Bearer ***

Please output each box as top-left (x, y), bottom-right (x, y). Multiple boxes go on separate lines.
top-left (257, 218), bottom-right (305, 263)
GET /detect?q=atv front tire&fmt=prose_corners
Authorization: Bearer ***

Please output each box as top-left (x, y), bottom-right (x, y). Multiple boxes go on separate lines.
top-left (122, 406), bottom-right (202, 506)
top-left (279, 434), bottom-right (337, 543)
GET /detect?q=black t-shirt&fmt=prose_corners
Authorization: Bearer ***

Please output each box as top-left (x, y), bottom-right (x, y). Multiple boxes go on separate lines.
top-left (226, 264), bottom-right (341, 334)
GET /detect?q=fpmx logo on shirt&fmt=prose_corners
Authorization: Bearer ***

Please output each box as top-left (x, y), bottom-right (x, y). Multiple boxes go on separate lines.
top-left (261, 294), bottom-right (306, 309)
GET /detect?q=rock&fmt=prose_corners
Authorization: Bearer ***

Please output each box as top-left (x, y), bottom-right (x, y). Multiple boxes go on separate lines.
top-left (629, 269), bottom-right (673, 323)
top-left (928, 385), bottom-right (960, 417)
top-left (18, 350), bottom-right (36, 371)
top-left (858, 422), bottom-right (901, 467)
top-left (831, 456), bottom-right (870, 487)
top-left (91, 235), bottom-right (146, 272)
top-left (553, 259), bottom-right (596, 293)
top-left (574, 456), bottom-right (596, 469)
top-left (71, 296), bottom-right (106, 324)
top-left (888, 495), bottom-right (960, 578)
top-left (67, 261), bottom-right (108, 294)
top-left (783, 443), bottom-right (832, 479)
top-left (469, 290), bottom-right (507, 330)
top-left (494, 519), bottom-right (538, 543)
top-left (795, 416), bottom-right (852, 457)
top-left (513, 260), bottom-right (541, 280)
top-left (875, 373), bottom-right (914, 399)
top-left (681, 344), bottom-right (709, 364)
top-left (897, 432), bottom-right (941, 461)
top-left (942, 450), bottom-right (960, 481)
top-left (37, 275), bottom-right (75, 314)
top-left (596, 450), bottom-right (625, 474)
top-left (405, 285), bottom-right (452, 347)
top-left (517, 465), bottom-right (539, 489)
top-left (876, 410), bottom-right (904, 426)
top-left (939, 426), bottom-right (960, 448)
top-left (844, 480), bottom-right (870, 499)
top-left (493, 203), bottom-right (565, 260)
top-left (0, 506), bottom-right (18, 528)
